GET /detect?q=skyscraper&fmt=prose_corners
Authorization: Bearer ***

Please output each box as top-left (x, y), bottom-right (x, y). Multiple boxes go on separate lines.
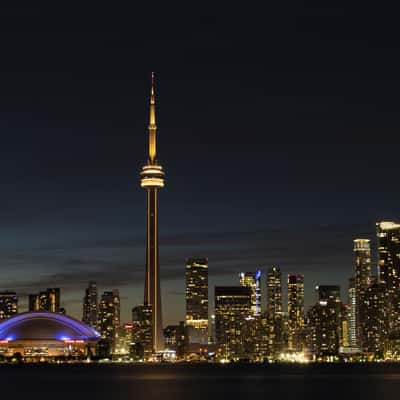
top-left (82, 281), bottom-right (98, 329)
top-left (131, 304), bottom-right (153, 359)
top-left (347, 277), bottom-right (357, 348)
top-left (353, 238), bottom-right (371, 349)
top-left (361, 278), bottom-right (388, 357)
top-left (185, 258), bottom-right (208, 344)
top-left (377, 221), bottom-right (400, 334)
top-left (215, 286), bottom-right (252, 359)
top-left (0, 292), bottom-right (18, 320)
top-left (307, 286), bottom-right (343, 360)
top-left (266, 266), bottom-right (284, 357)
top-left (140, 73), bottom-right (165, 352)
top-left (287, 274), bottom-right (305, 352)
top-left (239, 270), bottom-right (261, 316)
top-left (29, 288), bottom-right (61, 313)
top-left (98, 289), bottom-right (120, 353)
top-left (267, 266), bottom-right (282, 316)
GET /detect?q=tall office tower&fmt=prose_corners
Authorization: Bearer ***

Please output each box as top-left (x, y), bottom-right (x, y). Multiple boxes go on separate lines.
top-left (98, 290), bottom-right (120, 352)
top-left (29, 288), bottom-right (61, 313)
top-left (361, 278), bottom-right (388, 357)
top-left (239, 270), bottom-right (261, 317)
top-left (267, 266), bottom-right (282, 315)
top-left (185, 258), bottom-right (209, 344)
top-left (82, 281), bottom-right (98, 329)
top-left (215, 286), bottom-right (252, 359)
top-left (266, 266), bottom-right (284, 358)
top-left (377, 221), bottom-right (400, 334)
top-left (353, 239), bottom-right (371, 348)
top-left (287, 274), bottom-right (305, 352)
top-left (0, 292), bottom-right (18, 319)
top-left (307, 286), bottom-right (343, 360)
top-left (131, 304), bottom-right (153, 359)
top-left (140, 73), bottom-right (165, 352)
top-left (347, 277), bottom-right (357, 348)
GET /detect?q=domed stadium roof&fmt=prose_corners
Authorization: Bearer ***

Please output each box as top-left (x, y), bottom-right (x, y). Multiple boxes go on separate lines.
top-left (0, 312), bottom-right (100, 341)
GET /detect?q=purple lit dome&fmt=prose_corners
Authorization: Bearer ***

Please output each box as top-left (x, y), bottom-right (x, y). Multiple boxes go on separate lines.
top-left (0, 312), bottom-right (100, 341)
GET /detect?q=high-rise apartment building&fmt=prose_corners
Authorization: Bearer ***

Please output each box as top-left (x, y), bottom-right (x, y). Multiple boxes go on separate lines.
top-left (239, 270), bottom-right (261, 317)
top-left (98, 289), bottom-right (120, 352)
top-left (347, 277), bottom-right (357, 348)
top-left (215, 286), bottom-right (252, 359)
top-left (361, 278), bottom-right (388, 357)
top-left (29, 288), bottom-right (61, 313)
top-left (0, 292), bottom-right (18, 320)
top-left (82, 281), bottom-right (98, 329)
top-left (307, 286), bottom-right (343, 359)
top-left (185, 258), bottom-right (208, 344)
top-left (140, 73), bottom-right (165, 352)
top-left (377, 221), bottom-right (400, 334)
top-left (353, 239), bottom-right (371, 349)
top-left (131, 304), bottom-right (153, 359)
top-left (287, 274), bottom-right (305, 352)
top-left (266, 266), bottom-right (284, 357)
top-left (267, 266), bottom-right (282, 316)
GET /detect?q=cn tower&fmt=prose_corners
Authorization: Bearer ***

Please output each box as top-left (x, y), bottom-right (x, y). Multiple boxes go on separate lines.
top-left (140, 73), bottom-right (165, 352)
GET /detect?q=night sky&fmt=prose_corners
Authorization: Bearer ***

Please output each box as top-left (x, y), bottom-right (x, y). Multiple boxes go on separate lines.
top-left (0, 4), bottom-right (399, 324)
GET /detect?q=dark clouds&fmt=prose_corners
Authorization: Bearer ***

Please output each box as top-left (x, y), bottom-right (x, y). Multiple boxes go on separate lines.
top-left (0, 3), bottom-right (399, 323)
top-left (0, 220), bottom-right (379, 322)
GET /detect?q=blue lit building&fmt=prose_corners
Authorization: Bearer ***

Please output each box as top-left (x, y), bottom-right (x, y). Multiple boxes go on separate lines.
top-left (0, 312), bottom-right (100, 360)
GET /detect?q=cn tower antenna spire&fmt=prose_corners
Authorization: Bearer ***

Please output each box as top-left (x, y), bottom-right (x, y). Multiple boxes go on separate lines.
top-left (148, 72), bottom-right (157, 164)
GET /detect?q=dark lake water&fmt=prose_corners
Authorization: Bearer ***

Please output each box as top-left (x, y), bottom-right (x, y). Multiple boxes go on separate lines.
top-left (2, 363), bottom-right (400, 399)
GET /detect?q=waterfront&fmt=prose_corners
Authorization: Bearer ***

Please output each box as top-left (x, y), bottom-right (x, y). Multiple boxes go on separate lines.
top-left (2, 364), bottom-right (400, 399)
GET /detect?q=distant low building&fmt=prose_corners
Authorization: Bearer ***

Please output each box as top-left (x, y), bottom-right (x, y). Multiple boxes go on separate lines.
top-left (29, 288), bottom-right (62, 313)
top-left (0, 292), bottom-right (18, 320)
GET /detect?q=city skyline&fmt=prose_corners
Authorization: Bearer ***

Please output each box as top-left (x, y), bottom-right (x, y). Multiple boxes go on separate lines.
top-left (0, 4), bottom-right (400, 326)
top-left (0, 220), bottom-right (396, 325)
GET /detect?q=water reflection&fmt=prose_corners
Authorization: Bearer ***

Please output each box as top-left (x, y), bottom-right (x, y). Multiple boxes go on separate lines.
top-left (2, 364), bottom-right (400, 400)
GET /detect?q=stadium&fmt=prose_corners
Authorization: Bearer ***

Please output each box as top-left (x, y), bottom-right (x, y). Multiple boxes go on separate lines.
top-left (0, 312), bottom-right (100, 361)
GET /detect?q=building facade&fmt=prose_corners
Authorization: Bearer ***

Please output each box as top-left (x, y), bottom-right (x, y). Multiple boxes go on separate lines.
top-left (239, 270), bottom-right (261, 317)
top-left (185, 258), bottom-right (208, 345)
top-left (287, 274), bottom-right (305, 352)
top-left (307, 285), bottom-right (344, 360)
top-left (0, 292), bottom-right (18, 320)
top-left (163, 322), bottom-right (187, 359)
top-left (82, 281), bottom-right (98, 329)
top-left (266, 266), bottom-right (284, 358)
top-left (215, 286), bottom-right (252, 360)
top-left (98, 290), bottom-right (120, 354)
top-left (114, 323), bottom-right (134, 355)
top-left (353, 239), bottom-right (371, 350)
top-left (131, 304), bottom-right (153, 360)
top-left (347, 277), bottom-right (357, 348)
top-left (29, 288), bottom-right (61, 313)
top-left (377, 221), bottom-right (400, 335)
top-left (361, 279), bottom-right (388, 358)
